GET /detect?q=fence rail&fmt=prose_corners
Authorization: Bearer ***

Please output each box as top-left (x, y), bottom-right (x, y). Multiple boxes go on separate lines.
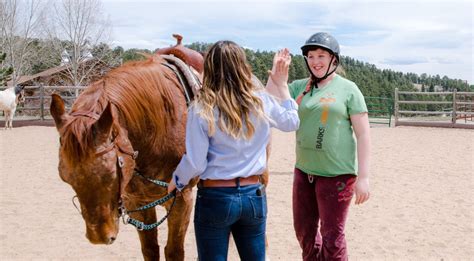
top-left (3, 86), bottom-right (474, 130)
top-left (365, 96), bottom-right (393, 127)
top-left (394, 88), bottom-right (474, 129)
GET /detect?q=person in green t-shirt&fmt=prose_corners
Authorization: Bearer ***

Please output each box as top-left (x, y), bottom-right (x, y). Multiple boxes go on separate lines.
top-left (267, 32), bottom-right (371, 260)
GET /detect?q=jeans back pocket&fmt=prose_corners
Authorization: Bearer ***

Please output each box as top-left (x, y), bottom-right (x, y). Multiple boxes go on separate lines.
top-left (248, 194), bottom-right (267, 220)
top-left (195, 195), bottom-right (235, 226)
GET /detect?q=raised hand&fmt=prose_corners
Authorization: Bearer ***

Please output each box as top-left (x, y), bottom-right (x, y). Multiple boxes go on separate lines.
top-left (266, 48), bottom-right (292, 100)
top-left (269, 48), bottom-right (291, 87)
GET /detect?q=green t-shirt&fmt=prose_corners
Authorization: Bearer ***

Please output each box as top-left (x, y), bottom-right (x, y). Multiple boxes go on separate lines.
top-left (289, 75), bottom-right (367, 177)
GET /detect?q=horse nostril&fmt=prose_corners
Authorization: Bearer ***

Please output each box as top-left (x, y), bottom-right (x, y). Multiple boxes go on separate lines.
top-left (108, 236), bottom-right (116, 244)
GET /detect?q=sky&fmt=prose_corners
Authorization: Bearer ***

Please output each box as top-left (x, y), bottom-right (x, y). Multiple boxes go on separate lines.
top-left (102, 0), bottom-right (473, 84)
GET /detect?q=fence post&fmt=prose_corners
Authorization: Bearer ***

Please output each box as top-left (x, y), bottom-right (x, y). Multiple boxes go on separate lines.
top-left (394, 88), bottom-right (399, 126)
top-left (40, 84), bottom-right (44, 120)
top-left (452, 89), bottom-right (457, 125)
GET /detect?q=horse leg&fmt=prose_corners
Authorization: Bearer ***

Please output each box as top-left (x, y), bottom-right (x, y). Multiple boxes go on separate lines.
top-left (4, 110), bottom-right (11, 129)
top-left (164, 188), bottom-right (194, 261)
top-left (9, 107), bottom-right (15, 129)
top-left (135, 208), bottom-right (160, 261)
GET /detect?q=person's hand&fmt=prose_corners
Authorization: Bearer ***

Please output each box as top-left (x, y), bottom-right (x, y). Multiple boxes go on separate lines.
top-left (268, 48), bottom-right (291, 87)
top-left (168, 179), bottom-right (177, 194)
top-left (266, 48), bottom-right (291, 100)
top-left (354, 177), bottom-right (370, 204)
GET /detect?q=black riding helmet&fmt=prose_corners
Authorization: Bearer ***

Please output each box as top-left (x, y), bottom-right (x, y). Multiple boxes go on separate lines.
top-left (301, 32), bottom-right (340, 89)
top-left (301, 32), bottom-right (340, 61)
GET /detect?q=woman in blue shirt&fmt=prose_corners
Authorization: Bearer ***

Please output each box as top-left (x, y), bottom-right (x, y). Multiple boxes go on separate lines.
top-left (167, 41), bottom-right (299, 260)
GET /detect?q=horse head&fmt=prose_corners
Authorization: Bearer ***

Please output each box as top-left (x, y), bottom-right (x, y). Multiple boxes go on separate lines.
top-left (50, 94), bottom-right (136, 245)
top-left (15, 86), bottom-right (25, 106)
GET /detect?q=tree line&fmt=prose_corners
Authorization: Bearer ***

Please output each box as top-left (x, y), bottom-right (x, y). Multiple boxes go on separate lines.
top-left (4, 38), bottom-right (473, 100)
top-left (124, 42), bottom-right (474, 98)
top-left (186, 43), bottom-right (473, 98)
top-left (0, 52), bottom-right (13, 86)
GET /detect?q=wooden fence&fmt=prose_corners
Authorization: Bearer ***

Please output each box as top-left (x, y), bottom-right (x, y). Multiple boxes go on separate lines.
top-left (394, 88), bottom-right (474, 129)
top-left (1, 85), bottom-right (86, 121)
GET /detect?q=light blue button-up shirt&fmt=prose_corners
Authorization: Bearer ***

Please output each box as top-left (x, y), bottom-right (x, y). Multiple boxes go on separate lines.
top-left (173, 91), bottom-right (299, 190)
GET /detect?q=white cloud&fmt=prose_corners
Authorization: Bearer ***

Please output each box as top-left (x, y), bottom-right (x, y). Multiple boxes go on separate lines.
top-left (103, 0), bottom-right (473, 83)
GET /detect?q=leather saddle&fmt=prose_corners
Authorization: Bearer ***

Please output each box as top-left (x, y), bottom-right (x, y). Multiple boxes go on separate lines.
top-left (156, 34), bottom-right (204, 74)
top-left (156, 34), bottom-right (203, 105)
top-left (156, 34), bottom-right (265, 105)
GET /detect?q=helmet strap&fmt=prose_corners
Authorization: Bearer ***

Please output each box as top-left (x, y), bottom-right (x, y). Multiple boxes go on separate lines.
top-left (311, 81), bottom-right (318, 96)
top-left (305, 55), bottom-right (338, 96)
top-left (315, 56), bottom-right (337, 82)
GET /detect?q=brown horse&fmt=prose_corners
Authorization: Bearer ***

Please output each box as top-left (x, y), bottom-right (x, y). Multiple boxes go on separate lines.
top-left (50, 56), bottom-right (198, 260)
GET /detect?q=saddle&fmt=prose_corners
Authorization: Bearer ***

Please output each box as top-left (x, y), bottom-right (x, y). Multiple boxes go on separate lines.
top-left (161, 54), bottom-right (202, 105)
top-left (156, 34), bottom-right (204, 74)
top-left (157, 34), bottom-right (203, 105)
top-left (157, 35), bottom-right (264, 105)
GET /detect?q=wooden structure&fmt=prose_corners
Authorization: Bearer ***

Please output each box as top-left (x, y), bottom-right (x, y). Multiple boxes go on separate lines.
top-left (394, 88), bottom-right (474, 129)
top-left (0, 85), bottom-right (86, 124)
top-left (6, 59), bottom-right (110, 87)
top-left (456, 92), bottom-right (474, 122)
top-left (1, 58), bottom-right (110, 126)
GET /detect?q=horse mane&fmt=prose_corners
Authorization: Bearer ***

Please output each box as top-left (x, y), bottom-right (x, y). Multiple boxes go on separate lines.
top-left (61, 56), bottom-right (181, 163)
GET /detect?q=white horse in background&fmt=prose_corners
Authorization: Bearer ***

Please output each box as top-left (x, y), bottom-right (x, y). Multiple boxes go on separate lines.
top-left (0, 86), bottom-right (25, 129)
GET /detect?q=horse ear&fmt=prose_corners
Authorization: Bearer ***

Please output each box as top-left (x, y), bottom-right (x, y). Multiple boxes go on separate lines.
top-left (50, 94), bottom-right (69, 130)
top-left (94, 102), bottom-right (114, 135)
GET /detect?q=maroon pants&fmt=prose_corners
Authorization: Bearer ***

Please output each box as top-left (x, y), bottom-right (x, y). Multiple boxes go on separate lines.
top-left (292, 168), bottom-right (356, 261)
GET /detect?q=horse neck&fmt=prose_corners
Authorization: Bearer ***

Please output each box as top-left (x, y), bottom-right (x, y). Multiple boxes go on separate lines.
top-left (0, 87), bottom-right (17, 108)
top-left (125, 114), bottom-right (186, 182)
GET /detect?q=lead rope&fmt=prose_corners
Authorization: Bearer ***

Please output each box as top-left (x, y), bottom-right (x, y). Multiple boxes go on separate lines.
top-left (119, 170), bottom-right (177, 231)
top-left (121, 192), bottom-right (176, 231)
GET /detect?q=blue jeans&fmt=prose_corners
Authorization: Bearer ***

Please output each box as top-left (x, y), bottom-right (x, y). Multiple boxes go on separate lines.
top-left (194, 183), bottom-right (267, 261)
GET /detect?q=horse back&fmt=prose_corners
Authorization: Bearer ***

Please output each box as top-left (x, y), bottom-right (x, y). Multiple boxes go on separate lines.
top-left (0, 87), bottom-right (17, 111)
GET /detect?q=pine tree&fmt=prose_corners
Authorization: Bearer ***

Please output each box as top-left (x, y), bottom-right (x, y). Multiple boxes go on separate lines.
top-left (0, 52), bottom-right (14, 86)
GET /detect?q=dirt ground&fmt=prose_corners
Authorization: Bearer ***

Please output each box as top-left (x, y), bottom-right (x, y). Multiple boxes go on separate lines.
top-left (0, 126), bottom-right (473, 260)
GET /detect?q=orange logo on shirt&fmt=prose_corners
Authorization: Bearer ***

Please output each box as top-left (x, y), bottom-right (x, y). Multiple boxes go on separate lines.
top-left (319, 97), bottom-right (336, 104)
top-left (319, 97), bottom-right (336, 125)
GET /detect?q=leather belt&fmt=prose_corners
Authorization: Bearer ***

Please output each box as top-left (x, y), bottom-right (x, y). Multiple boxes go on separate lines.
top-left (198, 175), bottom-right (261, 188)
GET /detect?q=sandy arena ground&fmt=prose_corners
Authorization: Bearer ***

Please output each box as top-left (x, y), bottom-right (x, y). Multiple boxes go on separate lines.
top-left (0, 126), bottom-right (473, 260)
